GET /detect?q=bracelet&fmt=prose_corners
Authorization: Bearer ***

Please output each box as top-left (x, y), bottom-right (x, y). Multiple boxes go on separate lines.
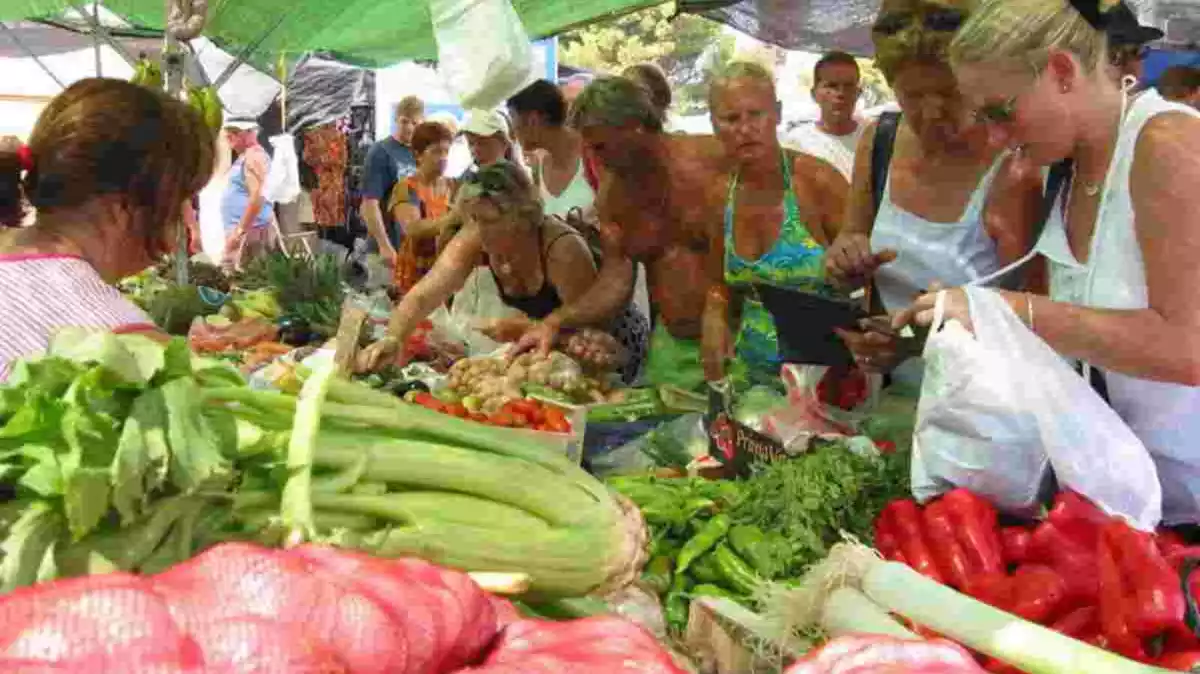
top-left (1025, 293), bottom-right (1036, 332)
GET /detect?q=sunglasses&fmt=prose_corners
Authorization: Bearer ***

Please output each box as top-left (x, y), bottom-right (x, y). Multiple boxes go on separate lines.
top-left (459, 164), bottom-right (517, 200)
top-left (873, 8), bottom-right (964, 36)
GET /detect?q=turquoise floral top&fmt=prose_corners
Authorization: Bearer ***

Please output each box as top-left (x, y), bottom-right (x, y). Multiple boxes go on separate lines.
top-left (724, 150), bottom-right (833, 387)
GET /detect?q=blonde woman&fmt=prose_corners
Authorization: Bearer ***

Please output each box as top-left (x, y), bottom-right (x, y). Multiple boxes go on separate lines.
top-left (825, 0), bottom-right (1044, 384)
top-left (895, 0), bottom-right (1200, 524)
top-left (359, 161), bottom-right (649, 382)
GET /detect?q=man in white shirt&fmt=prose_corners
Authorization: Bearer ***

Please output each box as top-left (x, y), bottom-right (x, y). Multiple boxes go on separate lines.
top-left (786, 51), bottom-right (863, 181)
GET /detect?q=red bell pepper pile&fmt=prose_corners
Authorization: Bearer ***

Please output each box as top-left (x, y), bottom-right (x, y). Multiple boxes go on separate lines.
top-left (876, 489), bottom-right (1200, 672)
top-left (785, 635), bottom-right (986, 674)
top-left (0, 542), bottom-right (683, 674)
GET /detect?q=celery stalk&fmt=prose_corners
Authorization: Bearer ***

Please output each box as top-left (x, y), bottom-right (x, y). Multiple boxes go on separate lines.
top-left (280, 362), bottom-right (335, 545)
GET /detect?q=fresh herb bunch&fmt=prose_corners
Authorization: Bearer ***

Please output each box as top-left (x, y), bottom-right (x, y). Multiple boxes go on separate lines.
top-left (156, 258), bottom-right (230, 293)
top-left (147, 284), bottom-right (219, 335)
top-left (236, 253), bottom-right (346, 336)
top-left (729, 441), bottom-right (911, 577)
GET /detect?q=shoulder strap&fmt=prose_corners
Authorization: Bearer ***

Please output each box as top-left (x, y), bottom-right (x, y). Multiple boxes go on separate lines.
top-left (870, 111), bottom-right (901, 217)
top-left (1036, 159), bottom-right (1073, 244)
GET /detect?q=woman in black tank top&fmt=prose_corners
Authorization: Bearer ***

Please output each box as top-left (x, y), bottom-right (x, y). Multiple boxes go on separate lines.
top-left (359, 161), bottom-right (649, 382)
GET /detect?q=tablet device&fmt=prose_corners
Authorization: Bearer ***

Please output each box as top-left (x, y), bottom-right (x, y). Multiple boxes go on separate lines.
top-left (752, 283), bottom-right (867, 367)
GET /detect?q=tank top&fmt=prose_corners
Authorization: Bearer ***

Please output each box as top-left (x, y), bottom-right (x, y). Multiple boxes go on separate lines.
top-left (537, 154), bottom-right (595, 218)
top-left (489, 219), bottom-right (581, 319)
top-left (724, 150), bottom-right (832, 385)
top-left (1035, 91), bottom-right (1200, 525)
top-left (220, 151), bottom-right (273, 232)
top-left (871, 152), bottom-right (1008, 387)
top-left (0, 254), bottom-right (154, 382)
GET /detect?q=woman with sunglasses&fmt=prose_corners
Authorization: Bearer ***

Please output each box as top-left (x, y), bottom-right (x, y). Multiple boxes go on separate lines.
top-left (358, 161), bottom-right (648, 382)
top-left (892, 0), bottom-right (1200, 524)
top-left (825, 0), bottom-right (1044, 386)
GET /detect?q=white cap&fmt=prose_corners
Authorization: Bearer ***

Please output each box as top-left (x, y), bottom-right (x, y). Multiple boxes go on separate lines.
top-left (461, 109), bottom-right (511, 139)
top-left (224, 117), bottom-right (259, 131)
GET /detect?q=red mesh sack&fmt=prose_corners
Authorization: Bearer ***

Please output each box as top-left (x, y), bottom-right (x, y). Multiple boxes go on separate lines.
top-left (785, 636), bottom-right (987, 674)
top-left (473, 616), bottom-right (686, 674)
top-left (0, 572), bottom-right (201, 672)
top-left (187, 617), bottom-right (347, 673)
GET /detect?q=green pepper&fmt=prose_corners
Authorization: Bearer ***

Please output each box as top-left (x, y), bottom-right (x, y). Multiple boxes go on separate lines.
top-left (676, 514), bottom-right (731, 575)
top-left (713, 543), bottom-right (763, 596)
top-left (641, 555), bottom-right (673, 595)
top-left (689, 552), bottom-right (722, 584)
top-left (665, 591), bottom-right (689, 633)
top-left (729, 524), bottom-right (779, 578)
top-left (689, 583), bottom-right (740, 601)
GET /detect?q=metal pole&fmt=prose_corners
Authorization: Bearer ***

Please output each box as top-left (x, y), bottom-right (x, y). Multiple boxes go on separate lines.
top-left (0, 22), bottom-right (68, 89)
top-left (93, 1), bottom-right (101, 76)
top-left (66, 1), bottom-right (139, 69)
top-left (211, 11), bottom-right (289, 90)
top-left (164, 3), bottom-right (190, 286)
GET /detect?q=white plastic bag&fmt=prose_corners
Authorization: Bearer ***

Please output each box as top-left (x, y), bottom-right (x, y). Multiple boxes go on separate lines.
top-left (431, 0), bottom-right (534, 109)
top-left (263, 134), bottom-right (300, 204)
top-left (912, 287), bottom-right (1161, 528)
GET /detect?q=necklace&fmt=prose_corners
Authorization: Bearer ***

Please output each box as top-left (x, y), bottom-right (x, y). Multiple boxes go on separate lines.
top-left (1079, 180), bottom-right (1101, 197)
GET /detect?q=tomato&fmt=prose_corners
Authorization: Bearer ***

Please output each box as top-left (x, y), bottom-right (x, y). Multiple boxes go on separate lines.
top-left (470, 412), bottom-right (488, 423)
top-left (543, 406), bottom-right (568, 424)
top-left (544, 418), bottom-right (571, 434)
top-left (446, 403), bottom-right (469, 418)
top-left (412, 392), bottom-right (436, 407)
top-left (490, 412), bottom-right (516, 427)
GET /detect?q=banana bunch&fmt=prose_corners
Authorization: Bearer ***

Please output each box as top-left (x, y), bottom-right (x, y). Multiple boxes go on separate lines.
top-left (186, 85), bottom-right (224, 133)
top-left (130, 56), bottom-right (164, 90)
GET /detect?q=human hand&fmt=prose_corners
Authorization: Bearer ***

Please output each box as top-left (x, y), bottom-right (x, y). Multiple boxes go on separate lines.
top-left (355, 336), bottom-right (401, 374)
top-left (701, 306), bottom-right (734, 382)
top-left (380, 246), bottom-right (399, 269)
top-left (513, 318), bottom-right (561, 358)
top-left (479, 316), bottom-right (533, 343)
top-left (891, 285), bottom-right (971, 333)
top-left (834, 322), bottom-right (904, 374)
top-left (824, 233), bottom-right (898, 288)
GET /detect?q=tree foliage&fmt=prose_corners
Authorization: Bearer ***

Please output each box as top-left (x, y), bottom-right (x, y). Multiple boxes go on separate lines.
top-left (558, 3), bottom-right (735, 115)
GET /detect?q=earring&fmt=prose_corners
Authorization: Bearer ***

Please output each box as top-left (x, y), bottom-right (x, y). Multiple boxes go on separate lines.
top-left (1061, 84), bottom-right (1069, 94)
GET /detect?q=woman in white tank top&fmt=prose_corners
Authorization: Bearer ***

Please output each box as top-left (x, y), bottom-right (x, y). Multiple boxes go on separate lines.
top-left (903, 0), bottom-right (1200, 524)
top-left (824, 0), bottom-right (1044, 384)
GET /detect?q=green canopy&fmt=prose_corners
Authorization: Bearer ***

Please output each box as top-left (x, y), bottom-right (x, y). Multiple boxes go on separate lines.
top-left (0, 0), bottom-right (660, 67)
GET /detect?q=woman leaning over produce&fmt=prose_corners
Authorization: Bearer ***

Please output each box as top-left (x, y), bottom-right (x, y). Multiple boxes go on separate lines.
top-left (825, 0), bottom-right (1044, 386)
top-left (897, 0), bottom-right (1200, 524)
top-left (0, 78), bottom-right (215, 382)
top-left (360, 161), bottom-right (648, 382)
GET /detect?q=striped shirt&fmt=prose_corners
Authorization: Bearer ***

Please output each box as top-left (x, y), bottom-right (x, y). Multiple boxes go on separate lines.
top-left (0, 254), bottom-right (155, 382)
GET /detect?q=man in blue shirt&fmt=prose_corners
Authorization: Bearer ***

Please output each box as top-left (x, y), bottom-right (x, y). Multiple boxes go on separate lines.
top-left (361, 95), bottom-right (424, 268)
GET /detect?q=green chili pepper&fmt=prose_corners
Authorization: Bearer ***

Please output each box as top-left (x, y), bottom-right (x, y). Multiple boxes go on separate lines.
top-left (689, 552), bottom-right (722, 584)
top-left (665, 591), bottom-right (689, 633)
top-left (689, 583), bottom-right (740, 601)
top-left (641, 555), bottom-right (673, 595)
top-left (729, 524), bottom-right (779, 578)
top-left (713, 543), bottom-right (763, 596)
top-left (676, 514), bottom-right (731, 575)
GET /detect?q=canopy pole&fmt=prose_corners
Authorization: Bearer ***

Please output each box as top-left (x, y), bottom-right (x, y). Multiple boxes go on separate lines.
top-left (93, 2), bottom-right (101, 76)
top-left (211, 11), bottom-right (289, 90)
top-left (165, 0), bottom-right (208, 286)
top-left (0, 22), bottom-right (67, 89)
top-left (66, 1), bottom-right (139, 69)
top-left (277, 53), bottom-right (287, 131)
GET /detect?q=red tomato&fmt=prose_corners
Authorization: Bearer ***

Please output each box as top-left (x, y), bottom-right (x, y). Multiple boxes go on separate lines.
top-left (544, 418), bottom-right (571, 434)
top-left (470, 412), bottom-right (488, 423)
top-left (446, 403), bottom-right (469, 418)
top-left (490, 412), bottom-right (516, 427)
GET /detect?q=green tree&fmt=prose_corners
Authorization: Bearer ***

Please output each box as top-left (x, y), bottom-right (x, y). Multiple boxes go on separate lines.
top-left (558, 3), bottom-right (735, 115)
top-left (857, 58), bottom-right (894, 108)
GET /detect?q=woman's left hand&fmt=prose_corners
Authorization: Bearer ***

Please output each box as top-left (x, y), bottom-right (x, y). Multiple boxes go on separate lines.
top-left (892, 286), bottom-right (973, 332)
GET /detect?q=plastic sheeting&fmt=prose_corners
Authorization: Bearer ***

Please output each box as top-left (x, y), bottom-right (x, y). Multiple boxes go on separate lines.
top-left (682, 0), bottom-right (883, 56)
top-left (0, 0), bottom-right (661, 68)
top-left (284, 55), bottom-right (373, 133)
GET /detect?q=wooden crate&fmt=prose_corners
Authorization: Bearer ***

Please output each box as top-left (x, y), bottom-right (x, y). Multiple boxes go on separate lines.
top-left (684, 597), bottom-right (809, 674)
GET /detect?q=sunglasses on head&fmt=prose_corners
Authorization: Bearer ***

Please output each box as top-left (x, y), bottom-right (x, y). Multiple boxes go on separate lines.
top-left (873, 7), bottom-right (964, 36)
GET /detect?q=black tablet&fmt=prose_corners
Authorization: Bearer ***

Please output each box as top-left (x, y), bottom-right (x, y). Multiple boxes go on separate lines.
top-left (752, 283), bottom-right (867, 367)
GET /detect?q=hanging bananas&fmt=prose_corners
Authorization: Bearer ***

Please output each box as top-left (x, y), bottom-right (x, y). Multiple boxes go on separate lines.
top-left (130, 56), bottom-right (165, 91)
top-left (186, 85), bottom-right (225, 133)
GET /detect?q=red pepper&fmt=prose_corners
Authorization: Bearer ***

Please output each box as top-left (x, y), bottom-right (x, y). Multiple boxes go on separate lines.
top-left (1164, 626), bottom-right (1200, 653)
top-left (965, 572), bottom-right (1014, 612)
top-left (884, 499), bottom-right (945, 583)
top-left (1104, 520), bottom-right (1186, 639)
top-left (1153, 652), bottom-right (1200, 671)
top-left (1049, 606), bottom-right (1099, 639)
top-left (874, 509), bottom-right (902, 562)
top-left (941, 490), bottom-right (1004, 576)
top-left (923, 500), bottom-right (973, 591)
top-left (1047, 491), bottom-right (1110, 551)
top-left (1096, 528), bottom-right (1148, 660)
top-left (982, 658), bottom-right (1026, 674)
top-left (1028, 521), bottom-right (1097, 604)
top-left (1000, 527), bottom-right (1033, 567)
top-left (1158, 529), bottom-right (1188, 560)
top-left (1166, 546), bottom-right (1200, 569)
top-left (1009, 565), bottom-right (1068, 624)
